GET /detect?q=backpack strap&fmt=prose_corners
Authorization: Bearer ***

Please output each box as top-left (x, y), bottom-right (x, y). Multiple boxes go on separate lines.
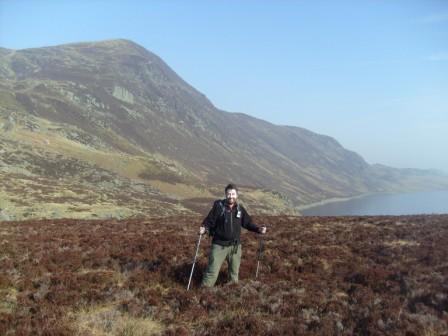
top-left (219, 200), bottom-right (225, 217)
top-left (219, 200), bottom-right (241, 218)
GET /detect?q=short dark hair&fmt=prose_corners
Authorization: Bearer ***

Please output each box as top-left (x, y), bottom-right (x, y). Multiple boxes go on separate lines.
top-left (225, 183), bottom-right (238, 193)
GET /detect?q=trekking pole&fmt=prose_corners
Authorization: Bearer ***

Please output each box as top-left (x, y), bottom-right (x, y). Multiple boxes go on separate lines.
top-left (255, 234), bottom-right (264, 279)
top-left (187, 232), bottom-right (203, 291)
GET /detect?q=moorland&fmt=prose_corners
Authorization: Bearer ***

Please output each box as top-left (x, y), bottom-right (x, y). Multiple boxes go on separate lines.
top-left (1, 214), bottom-right (447, 335)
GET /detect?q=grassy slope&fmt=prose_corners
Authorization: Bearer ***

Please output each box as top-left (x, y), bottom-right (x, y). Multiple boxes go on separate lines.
top-left (0, 107), bottom-right (295, 220)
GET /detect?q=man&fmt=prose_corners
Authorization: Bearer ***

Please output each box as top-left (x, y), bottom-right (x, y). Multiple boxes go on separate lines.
top-left (199, 183), bottom-right (266, 287)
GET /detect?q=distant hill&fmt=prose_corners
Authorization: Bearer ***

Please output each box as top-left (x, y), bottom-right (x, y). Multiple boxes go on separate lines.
top-left (1, 39), bottom-right (447, 220)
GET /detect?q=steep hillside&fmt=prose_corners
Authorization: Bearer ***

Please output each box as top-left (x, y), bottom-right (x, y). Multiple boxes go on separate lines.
top-left (1, 39), bottom-right (447, 220)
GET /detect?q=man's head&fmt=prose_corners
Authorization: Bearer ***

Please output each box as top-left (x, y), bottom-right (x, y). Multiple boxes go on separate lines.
top-left (225, 183), bottom-right (238, 206)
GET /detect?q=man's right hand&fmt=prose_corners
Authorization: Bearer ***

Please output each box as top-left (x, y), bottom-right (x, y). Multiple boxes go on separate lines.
top-left (199, 226), bottom-right (206, 235)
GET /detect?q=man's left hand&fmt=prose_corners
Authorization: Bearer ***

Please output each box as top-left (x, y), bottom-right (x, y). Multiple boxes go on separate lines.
top-left (260, 226), bottom-right (267, 234)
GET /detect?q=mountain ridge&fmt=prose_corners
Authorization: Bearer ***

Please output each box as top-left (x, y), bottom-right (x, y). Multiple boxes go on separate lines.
top-left (1, 39), bottom-right (447, 220)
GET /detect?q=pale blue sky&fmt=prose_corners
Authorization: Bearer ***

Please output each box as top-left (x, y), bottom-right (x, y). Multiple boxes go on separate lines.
top-left (1, 0), bottom-right (447, 172)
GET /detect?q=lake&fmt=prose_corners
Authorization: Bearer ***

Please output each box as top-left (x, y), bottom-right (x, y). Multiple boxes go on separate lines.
top-left (301, 190), bottom-right (448, 216)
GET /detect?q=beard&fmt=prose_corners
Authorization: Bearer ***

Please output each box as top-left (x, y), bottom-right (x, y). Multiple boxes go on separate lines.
top-left (226, 197), bottom-right (236, 205)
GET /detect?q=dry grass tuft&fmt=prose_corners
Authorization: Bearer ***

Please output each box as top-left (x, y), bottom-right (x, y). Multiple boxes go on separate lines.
top-left (384, 239), bottom-right (420, 247)
top-left (0, 287), bottom-right (17, 314)
top-left (72, 305), bottom-right (163, 336)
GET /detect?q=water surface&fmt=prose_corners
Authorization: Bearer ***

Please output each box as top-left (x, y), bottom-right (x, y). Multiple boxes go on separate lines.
top-left (301, 190), bottom-right (448, 216)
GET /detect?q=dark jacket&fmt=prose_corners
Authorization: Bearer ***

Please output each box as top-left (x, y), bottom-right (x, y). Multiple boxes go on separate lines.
top-left (203, 199), bottom-right (261, 246)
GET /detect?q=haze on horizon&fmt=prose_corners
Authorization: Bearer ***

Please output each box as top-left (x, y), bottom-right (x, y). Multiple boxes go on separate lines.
top-left (1, 0), bottom-right (447, 173)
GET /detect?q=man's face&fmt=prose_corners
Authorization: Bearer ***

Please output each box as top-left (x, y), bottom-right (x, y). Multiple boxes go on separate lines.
top-left (226, 189), bottom-right (238, 205)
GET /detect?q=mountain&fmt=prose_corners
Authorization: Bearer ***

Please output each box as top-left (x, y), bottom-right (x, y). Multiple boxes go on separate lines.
top-left (1, 39), bottom-right (447, 220)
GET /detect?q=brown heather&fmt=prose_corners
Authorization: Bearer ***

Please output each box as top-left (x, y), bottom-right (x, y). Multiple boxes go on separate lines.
top-left (0, 215), bottom-right (447, 335)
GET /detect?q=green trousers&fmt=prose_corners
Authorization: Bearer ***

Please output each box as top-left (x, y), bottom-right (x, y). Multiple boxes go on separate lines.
top-left (201, 243), bottom-right (242, 287)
